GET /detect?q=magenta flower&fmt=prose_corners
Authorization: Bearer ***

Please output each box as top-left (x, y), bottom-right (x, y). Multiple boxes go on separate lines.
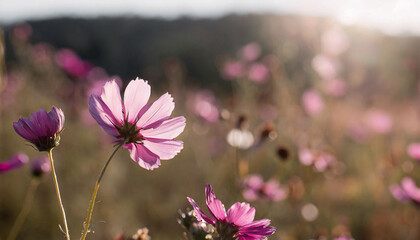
top-left (302, 89), bottom-right (324, 117)
top-left (298, 149), bottom-right (335, 172)
top-left (242, 174), bottom-right (288, 202)
top-left (31, 156), bottom-right (51, 177)
top-left (56, 49), bottom-right (92, 78)
top-left (13, 107), bottom-right (65, 152)
top-left (364, 109), bottom-right (393, 134)
top-left (0, 153), bottom-right (29, 174)
top-left (89, 78), bottom-right (186, 170)
top-left (187, 184), bottom-right (275, 240)
top-left (241, 42), bottom-right (261, 61)
top-left (222, 61), bottom-right (244, 80)
top-left (389, 177), bottom-right (420, 206)
top-left (407, 143), bottom-right (420, 160)
top-left (248, 63), bottom-right (269, 83)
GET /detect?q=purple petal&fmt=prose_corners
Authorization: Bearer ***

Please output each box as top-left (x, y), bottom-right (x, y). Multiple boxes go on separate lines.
top-left (401, 177), bottom-right (420, 202)
top-left (13, 118), bottom-right (37, 142)
top-left (389, 184), bottom-right (410, 202)
top-left (227, 202), bottom-right (255, 226)
top-left (141, 116), bottom-right (186, 140)
top-left (124, 143), bottom-right (161, 170)
top-left (239, 219), bottom-right (275, 238)
top-left (187, 197), bottom-right (216, 224)
top-left (142, 139), bottom-right (183, 160)
top-left (205, 184), bottom-right (227, 221)
top-left (0, 153), bottom-right (29, 174)
top-left (123, 78), bottom-right (151, 123)
top-left (89, 95), bottom-right (120, 137)
top-left (136, 93), bottom-right (175, 129)
top-left (100, 80), bottom-right (124, 123)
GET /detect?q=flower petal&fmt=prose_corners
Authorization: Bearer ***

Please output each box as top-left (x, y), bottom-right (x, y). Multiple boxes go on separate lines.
top-left (141, 116), bottom-right (186, 140)
top-left (187, 197), bottom-right (215, 224)
top-left (136, 93), bottom-right (175, 129)
top-left (143, 139), bottom-right (183, 160)
top-left (227, 202), bottom-right (255, 226)
top-left (205, 184), bottom-right (227, 221)
top-left (239, 219), bottom-right (275, 238)
top-left (100, 80), bottom-right (124, 124)
top-left (123, 78), bottom-right (151, 123)
top-left (89, 95), bottom-right (120, 137)
top-left (124, 143), bottom-right (161, 170)
top-left (0, 153), bottom-right (29, 174)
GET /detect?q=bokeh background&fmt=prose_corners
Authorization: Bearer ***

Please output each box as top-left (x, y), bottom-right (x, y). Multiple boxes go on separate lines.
top-left (1, 1), bottom-right (420, 239)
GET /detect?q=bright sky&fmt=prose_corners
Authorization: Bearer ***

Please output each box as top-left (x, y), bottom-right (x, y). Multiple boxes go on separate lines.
top-left (0, 0), bottom-right (419, 36)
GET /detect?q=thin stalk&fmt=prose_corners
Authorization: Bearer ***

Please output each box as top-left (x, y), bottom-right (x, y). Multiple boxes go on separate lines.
top-left (7, 178), bottom-right (40, 240)
top-left (48, 149), bottom-right (71, 240)
top-left (80, 142), bottom-right (124, 240)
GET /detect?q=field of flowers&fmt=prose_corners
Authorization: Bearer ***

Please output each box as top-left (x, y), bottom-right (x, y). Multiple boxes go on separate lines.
top-left (1, 16), bottom-right (420, 240)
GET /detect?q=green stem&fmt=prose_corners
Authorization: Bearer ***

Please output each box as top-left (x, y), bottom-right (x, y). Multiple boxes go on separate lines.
top-left (7, 178), bottom-right (40, 240)
top-left (80, 142), bottom-right (124, 240)
top-left (48, 149), bottom-right (71, 240)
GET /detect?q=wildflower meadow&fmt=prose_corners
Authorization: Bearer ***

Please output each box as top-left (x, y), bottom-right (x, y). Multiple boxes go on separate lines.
top-left (1, 14), bottom-right (420, 240)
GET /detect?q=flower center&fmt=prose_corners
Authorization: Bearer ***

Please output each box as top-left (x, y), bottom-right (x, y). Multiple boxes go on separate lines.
top-left (215, 221), bottom-right (239, 240)
top-left (116, 121), bottom-right (144, 144)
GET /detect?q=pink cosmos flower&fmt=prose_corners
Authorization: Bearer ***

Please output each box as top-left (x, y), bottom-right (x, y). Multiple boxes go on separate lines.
top-left (89, 78), bottom-right (186, 170)
top-left (389, 177), bottom-right (420, 206)
top-left (298, 149), bottom-right (335, 172)
top-left (248, 63), bottom-right (269, 83)
top-left (56, 49), bottom-right (92, 78)
top-left (407, 143), bottom-right (420, 160)
top-left (13, 107), bottom-right (65, 152)
top-left (334, 236), bottom-right (354, 240)
top-left (312, 54), bottom-right (338, 81)
top-left (242, 174), bottom-right (288, 202)
top-left (364, 109), bottom-right (393, 134)
top-left (187, 90), bottom-right (219, 123)
top-left (302, 89), bottom-right (324, 116)
top-left (321, 28), bottom-right (349, 57)
top-left (187, 184), bottom-right (275, 240)
top-left (222, 61), bottom-right (244, 80)
top-left (11, 23), bottom-right (32, 41)
top-left (0, 153), bottom-right (29, 174)
top-left (31, 156), bottom-right (51, 177)
top-left (241, 42), bottom-right (261, 61)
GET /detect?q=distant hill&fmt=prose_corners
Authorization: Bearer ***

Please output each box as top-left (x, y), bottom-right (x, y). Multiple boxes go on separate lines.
top-left (3, 14), bottom-right (420, 97)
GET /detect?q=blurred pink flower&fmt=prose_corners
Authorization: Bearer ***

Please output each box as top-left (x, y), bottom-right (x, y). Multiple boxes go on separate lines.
top-left (56, 49), bottom-right (92, 78)
top-left (0, 153), bottom-right (29, 174)
top-left (407, 143), bottom-right (420, 160)
top-left (187, 184), bottom-right (275, 239)
top-left (13, 107), bottom-right (65, 152)
top-left (302, 89), bottom-right (324, 116)
top-left (241, 42), bottom-right (261, 61)
top-left (222, 60), bottom-right (244, 80)
top-left (364, 109), bottom-right (393, 134)
top-left (242, 174), bottom-right (288, 202)
top-left (321, 28), bottom-right (349, 57)
top-left (89, 78), bottom-right (186, 170)
top-left (323, 78), bottom-right (347, 97)
top-left (11, 23), bottom-right (32, 41)
top-left (312, 54), bottom-right (338, 80)
top-left (248, 63), bottom-right (269, 83)
top-left (298, 149), bottom-right (335, 172)
top-left (334, 237), bottom-right (354, 240)
top-left (31, 156), bottom-right (51, 177)
top-left (187, 90), bottom-right (219, 123)
top-left (390, 177), bottom-right (420, 205)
